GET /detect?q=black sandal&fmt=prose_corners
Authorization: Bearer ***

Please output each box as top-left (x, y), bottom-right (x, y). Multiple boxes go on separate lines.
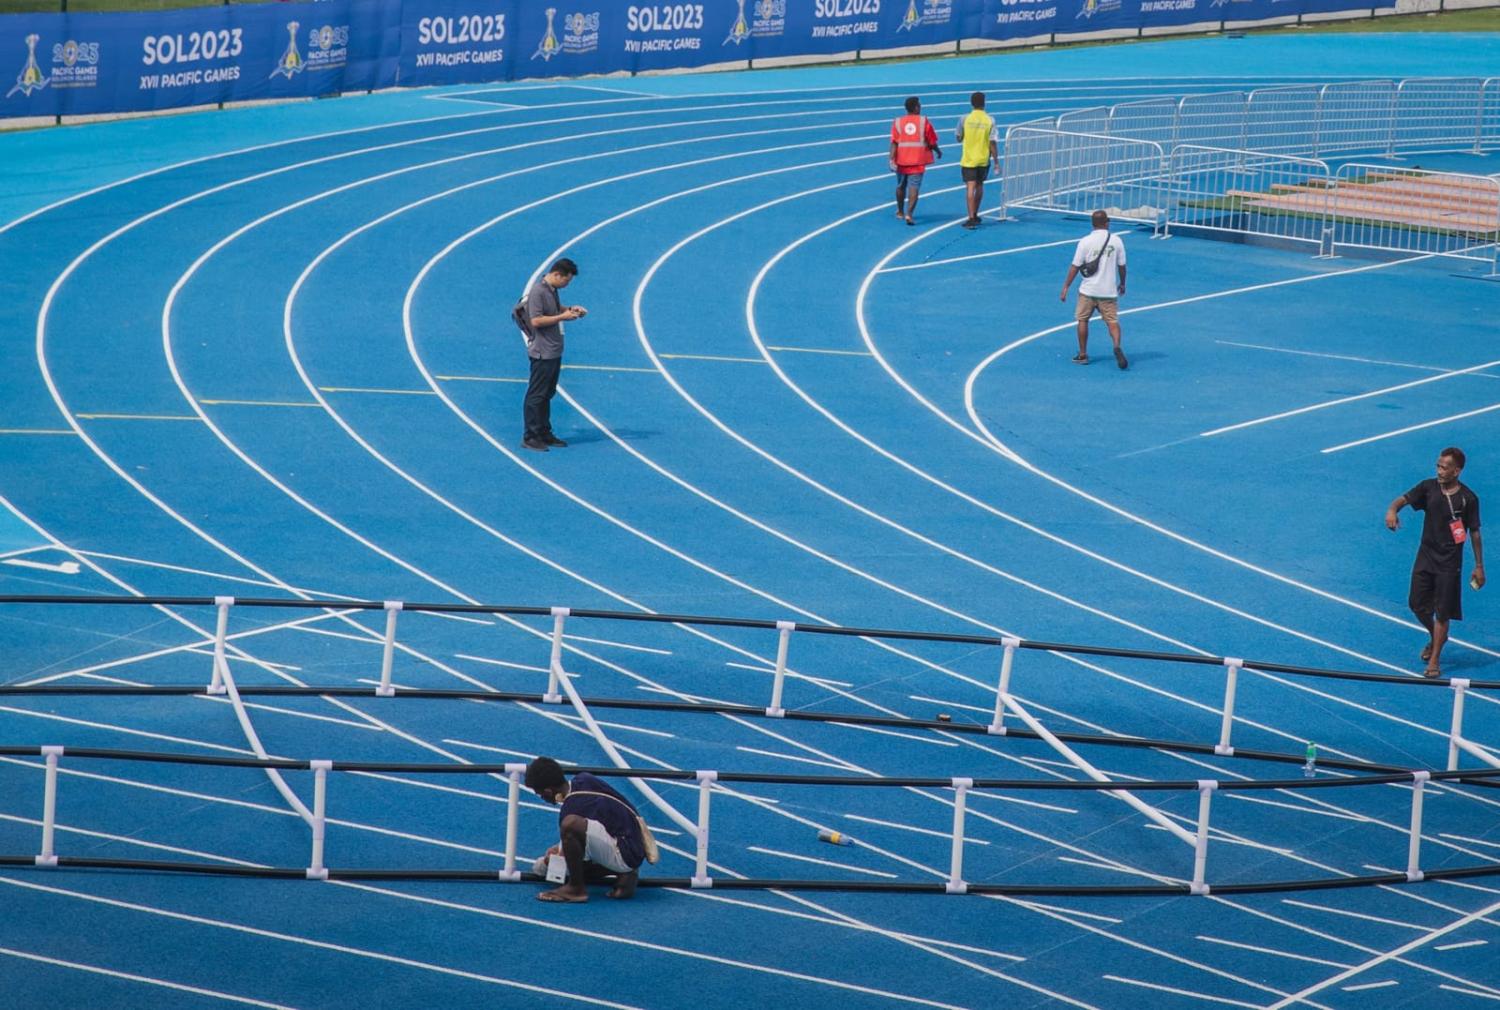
top-left (1072, 353), bottom-right (1088, 365)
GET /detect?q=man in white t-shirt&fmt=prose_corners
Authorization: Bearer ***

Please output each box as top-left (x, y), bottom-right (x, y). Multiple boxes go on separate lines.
top-left (1059, 210), bottom-right (1128, 369)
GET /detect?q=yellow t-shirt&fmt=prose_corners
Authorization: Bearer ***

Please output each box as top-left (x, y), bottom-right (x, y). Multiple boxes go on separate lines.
top-left (959, 109), bottom-right (995, 168)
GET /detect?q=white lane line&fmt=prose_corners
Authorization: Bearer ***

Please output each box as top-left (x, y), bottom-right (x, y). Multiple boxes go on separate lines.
top-left (1214, 340), bottom-right (1493, 375)
top-left (1267, 894), bottom-right (1500, 1009)
top-left (0, 812), bottom-right (263, 866)
top-left (1342, 980), bottom-right (1399, 992)
top-left (1194, 936), bottom-right (1353, 969)
top-left (1198, 356), bottom-right (1500, 438)
top-left (830, 721), bottom-right (959, 747)
top-left (765, 346), bottom-right (872, 356)
top-left (746, 845), bottom-right (900, 877)
top-left (0, 876), bottom-right (646, 1010)
top-left (562, 634), bottom-right (672, 655)
top-left (1442, 984), bottom-right (1500, 1001)
top-left (843, 813), bottom-right (991, 845)
top-left (74, 549), bottom-right (364, 596)
top-left (735, 745), bottom-right (858, 771)
top-left (542, 711), bottom-right (677, 739)
top-left (725, 660), bottom-right (853, 687)
top-left (0, 704), bottom-right (259, 755)
top-left (1322, 401), bottom-right (1500, 454)
top-left (1103, 975), bottom-right (1265, 1008)
top-left (658, 352), bottom-right (766, 363)
top-left (1436, 940), bottom-right (1489, 952)
top-left (876, 237), bottom-right (1076, 273)
top-left (1281, 899), bottom-right (1433, 931)
top-left (195, 695), bottom-right (383, 731)
top-left (455, 653), bottom-right (551, 673)
top-left (0, 946), bottom-right (300, 1010)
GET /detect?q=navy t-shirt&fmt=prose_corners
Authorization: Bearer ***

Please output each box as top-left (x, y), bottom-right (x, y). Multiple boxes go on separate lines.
top-left (561, 772), bottom-right (645, 869)
top-left (1405, 478), bottom-right (1480, 574)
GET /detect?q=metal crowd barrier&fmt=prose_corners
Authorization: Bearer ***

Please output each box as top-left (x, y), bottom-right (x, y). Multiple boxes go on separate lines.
top-left (4, 594), bottom-right (1500, 895)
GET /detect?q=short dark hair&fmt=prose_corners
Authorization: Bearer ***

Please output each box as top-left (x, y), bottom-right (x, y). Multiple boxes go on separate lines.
top-left (904, 96), bottom-right (920, 114)
top-left (550, 258), bottom-right (578, 278)
top-left (524, 756), bottom-right (566, 794)
top-left (970, 92), bottom-right (985, 109)
top-left (1091, 210), bottom-right (1110, 228)
top-left (1442, 446), bottom-right (1467, 469)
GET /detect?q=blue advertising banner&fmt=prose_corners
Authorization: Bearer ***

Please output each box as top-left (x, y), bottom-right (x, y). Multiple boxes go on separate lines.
top-left (0, 0), bottom-right (1399, 120)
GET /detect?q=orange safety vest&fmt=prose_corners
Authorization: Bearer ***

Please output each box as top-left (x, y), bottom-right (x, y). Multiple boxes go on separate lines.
top-left (892, 114), bottom-right (933, 169)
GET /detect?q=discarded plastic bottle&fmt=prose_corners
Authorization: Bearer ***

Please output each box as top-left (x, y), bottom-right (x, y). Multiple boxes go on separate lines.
top-left (818, 828), bottom-right (852, 846)
top-left (1303, 742), bottom-right (1318, 778)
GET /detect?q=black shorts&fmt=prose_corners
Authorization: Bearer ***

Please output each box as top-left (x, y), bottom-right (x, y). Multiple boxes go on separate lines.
top-left (1409, 567), bottom-right (1463, 622)
top-left (961, 165), bottom-right (989, 183)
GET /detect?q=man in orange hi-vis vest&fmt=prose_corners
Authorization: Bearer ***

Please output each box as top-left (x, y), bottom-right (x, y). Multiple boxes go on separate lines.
top-left (889, 96), bottom-right (941, 226)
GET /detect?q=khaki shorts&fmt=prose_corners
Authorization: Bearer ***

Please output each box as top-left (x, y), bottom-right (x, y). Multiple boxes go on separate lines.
top-left (1076, 295), bottom-right (1119, 323)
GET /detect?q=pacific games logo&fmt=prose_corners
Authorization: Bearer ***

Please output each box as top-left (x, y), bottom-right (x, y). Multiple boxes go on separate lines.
top-left (1077, 0), bottom-right (1121, 16)
top-left (6, 34), bottom-right (48, 98)
top-left (534, 8), bottom-right (600, 60)
top-left (725, 0), bottom-right (785, 44)
top-left (897, 0), bottom-right (952, 30)
top-left (270, 21), bottom-right (304, 78)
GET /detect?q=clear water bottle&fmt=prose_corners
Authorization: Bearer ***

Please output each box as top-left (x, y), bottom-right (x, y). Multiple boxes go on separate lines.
top-left (817, 828), bottom-right (852, 846)
top-left (1302, 742), bottom-right (1318, 778)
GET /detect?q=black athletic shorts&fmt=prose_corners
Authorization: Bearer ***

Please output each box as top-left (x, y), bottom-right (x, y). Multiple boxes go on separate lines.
top-left (961, 165), bottom-right (989, 183)
top-left (1409, 566), bottom-right (1463, 622)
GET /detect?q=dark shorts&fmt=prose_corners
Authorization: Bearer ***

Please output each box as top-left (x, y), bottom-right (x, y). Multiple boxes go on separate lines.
top-left (1410, 567), bottom-right (1463, 622)
top-left (961, 165), bottom-right (989, 183)
top-left (895, 171), bottom-right (924, 193)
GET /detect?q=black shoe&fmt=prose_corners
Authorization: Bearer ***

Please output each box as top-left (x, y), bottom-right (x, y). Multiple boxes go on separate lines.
top-left (542, 434), bottom-right (568, 447)
top-left (521, 438), bottom-right (549, 452)
top-left (1114, 347), bottom-right (1129, 371)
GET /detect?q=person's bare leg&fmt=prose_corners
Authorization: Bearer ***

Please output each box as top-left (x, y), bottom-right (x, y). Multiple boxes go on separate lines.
top-left (1414, 608), bottom-right (1435, 663)
top-left (538, 814), bottom-right (590, 902)
top-left (965, 181), bottom-right (979, 223)
top-left (607, 869), bottom-right (639, 899)
top-left (1106, 320), bottom-right (1122, 351)
top-left (895, 180), bottom-right (905, 219)
top-left (1076, 318), bottom-right (1089, 359)
top-left (1425, 617), bottom-right (1449, 678)
top-left (905, 185), bottom-right (919, 223)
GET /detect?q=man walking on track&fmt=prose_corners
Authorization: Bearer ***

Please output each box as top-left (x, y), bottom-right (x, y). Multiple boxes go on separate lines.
top-left (1387, 447), bottom-right (1484, 678)
top-left (890, 96), bottom-right (940, 225)
top-left (1059, 210), bottom-right (1128, 369)
top-left (955, 91), bottom-right (997, 229)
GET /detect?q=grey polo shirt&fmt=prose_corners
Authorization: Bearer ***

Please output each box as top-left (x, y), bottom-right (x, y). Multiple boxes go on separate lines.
top-left (525, 280), bottom-right (565, 360)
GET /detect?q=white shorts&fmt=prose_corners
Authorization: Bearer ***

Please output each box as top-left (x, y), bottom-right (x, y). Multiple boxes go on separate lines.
top-left (584, 818), bottom-right (632, 873)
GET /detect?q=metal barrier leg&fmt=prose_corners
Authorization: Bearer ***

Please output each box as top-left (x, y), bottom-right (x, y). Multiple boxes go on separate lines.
top-left (947, 778), bottom-right (972, 894)
top-left (500, 763), bottom-right (524, 882)
top-left (1216, 659), bottom-right (1241, 756)
top-left (545, 607), bottom-right (568, 704)
top-left (1191, 780), bottom-right (1217, 895)
top-left (36, 745), bottom-right (62, 868)
top-left (693, 771), bottom-right (715, 889)
top-left (988, 637), bottom-right (1020, 736)
top-left (376, 601), bottom-right (401, 697)
top-left (307, 760), bottom-right (330, 880)
top-left (208, 596), bottom-right (233, 695)
top-left (1448, 679), bottom-right (1470, 771)
top-left (767, 621), bottom-right (794, 718)
top-left (1407, 770), bottom-right (1430, 882)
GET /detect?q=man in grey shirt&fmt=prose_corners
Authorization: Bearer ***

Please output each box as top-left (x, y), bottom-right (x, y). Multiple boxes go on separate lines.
top-left (521, 258), bottom-right (586, 452)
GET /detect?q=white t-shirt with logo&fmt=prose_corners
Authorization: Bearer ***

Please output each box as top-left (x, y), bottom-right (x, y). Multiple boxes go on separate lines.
top-left (1072, 229), bottom-right (1126, 299)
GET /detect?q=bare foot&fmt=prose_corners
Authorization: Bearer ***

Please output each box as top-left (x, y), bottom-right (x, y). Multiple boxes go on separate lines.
top-left (1423, 666), bottom-right (1442, 679)
top-left (538, 886), bottom-right (589, 903)
top-left (607, 871), bottom-right (639, 900)
top-left (1421, 642), bottom-right (1433, 662)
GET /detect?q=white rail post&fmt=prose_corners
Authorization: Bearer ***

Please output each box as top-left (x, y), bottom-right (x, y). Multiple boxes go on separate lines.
top-left (35, 745), bottom-right (62, 868)
top-left (1448, 678), bottom-right (1470, 771)
top-left (1407, 770), bottom-right (1430, 882)
top-left (500, 762), bottom-right (524, 882)
top-left (693, 770), bottom-right (716, 888)
top-left (545, 607), bottom-right (569, 704)
top-left (208, 596), bottom-right (233, 695)
top-left (1215, 658), bottom-right (1242, 756)
top-left (307, 760), bottom-right (330, 880)
top-left (947, 778), bottom-right (972, 894)
top-left (1191, 779), bottom-right (1217, 895)
top-left (989, 637), bottom-right (1021, 736)
top-left (766, 621), bottom-right (795, 718)
top-left (376, 601), bottom-right (402, 697)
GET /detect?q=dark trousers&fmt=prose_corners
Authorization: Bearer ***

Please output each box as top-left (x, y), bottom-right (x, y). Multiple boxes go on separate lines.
top-left (523, 356), bottom-right (562, 442)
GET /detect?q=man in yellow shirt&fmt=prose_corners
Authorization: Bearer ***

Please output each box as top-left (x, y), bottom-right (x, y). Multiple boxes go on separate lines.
top-left (955, 92), bottom-right (997, 229)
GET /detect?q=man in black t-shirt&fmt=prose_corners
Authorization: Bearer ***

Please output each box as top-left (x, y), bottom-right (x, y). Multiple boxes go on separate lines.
top-left (1386, 446), bottom-right (1485, 678)
top-left (524, 756), bottom-right (645, 902)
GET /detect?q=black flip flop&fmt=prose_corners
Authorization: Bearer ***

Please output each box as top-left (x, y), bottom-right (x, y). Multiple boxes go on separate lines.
top-left (1072, 353), bottom-right (1088, 365)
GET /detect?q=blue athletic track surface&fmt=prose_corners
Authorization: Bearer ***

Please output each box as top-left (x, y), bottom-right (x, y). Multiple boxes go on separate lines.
top-left (3, 30), bottom-right (1500, 1010)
